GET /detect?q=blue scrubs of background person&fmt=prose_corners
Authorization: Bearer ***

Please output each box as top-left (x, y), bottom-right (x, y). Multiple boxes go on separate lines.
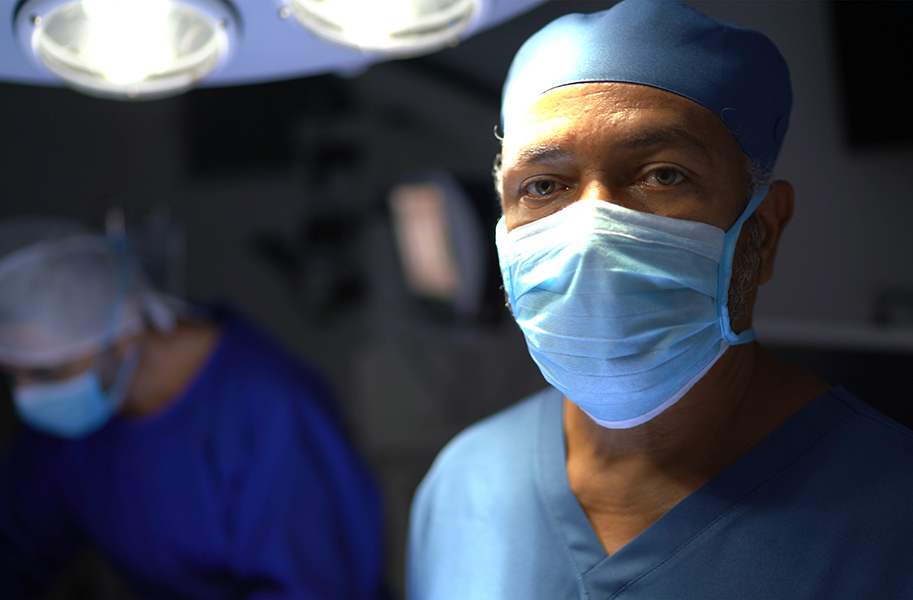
top-left (0, 217), bottom-right (385, 599)
top-left (407, 1), bottom-right (913, 598)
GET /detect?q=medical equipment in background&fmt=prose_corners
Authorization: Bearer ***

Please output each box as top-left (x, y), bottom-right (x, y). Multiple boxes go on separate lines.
top-left (253, 169), bottom-right (507, 327)
top-left (388, 171), bottom-right (501, 323)
top-left (254, 211), bottom-right (368, 326)
top-left (5, 0), bottom-right (547, 99)
top-left (126, 206), bottom-right (187, 298)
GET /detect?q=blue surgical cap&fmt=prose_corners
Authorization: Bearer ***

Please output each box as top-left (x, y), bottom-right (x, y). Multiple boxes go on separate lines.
top-left (501, 0), bottom-right (792, 171)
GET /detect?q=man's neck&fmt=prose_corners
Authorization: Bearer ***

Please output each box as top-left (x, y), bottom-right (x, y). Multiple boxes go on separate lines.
top-left (564, 342), bottom-right (830, 555)
top-left (119, 320), bottom-right (221, 418)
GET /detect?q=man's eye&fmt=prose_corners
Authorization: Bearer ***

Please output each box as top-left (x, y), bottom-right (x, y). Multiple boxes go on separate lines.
top-left (648, 168), bottom-right (684, 186)
top-left (525, 180), bottom-right (560, 196)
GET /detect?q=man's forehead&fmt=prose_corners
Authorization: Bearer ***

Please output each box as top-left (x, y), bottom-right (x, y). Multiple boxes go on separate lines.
top-left (501, 83), bottom-right (737, 167)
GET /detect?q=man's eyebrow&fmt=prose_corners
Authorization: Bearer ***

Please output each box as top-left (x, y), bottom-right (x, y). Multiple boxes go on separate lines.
top-left (618, 126), bottom-right (714, 161)
top-left (507, 126), bottom-right (716, 169)
top-left (506, 143), bottom-right (574, 167)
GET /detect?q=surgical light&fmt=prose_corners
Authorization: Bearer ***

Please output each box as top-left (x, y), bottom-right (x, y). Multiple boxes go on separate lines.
top-left (15, 0), bottom-right (236, 99)
top-left (286, 0), bottom-right (481, 55)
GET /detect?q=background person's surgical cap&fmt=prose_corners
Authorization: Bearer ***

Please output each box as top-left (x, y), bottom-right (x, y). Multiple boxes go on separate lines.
top-left (0, 216), bottom-right (174, 368)
top-left (501, 0), bottom-right (793, 171)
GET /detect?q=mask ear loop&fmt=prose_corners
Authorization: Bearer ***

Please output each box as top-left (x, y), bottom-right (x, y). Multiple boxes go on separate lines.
top-left (89, 214), bottom-right (138, 408)
top-left (718, 187), bottom-right (769, 345)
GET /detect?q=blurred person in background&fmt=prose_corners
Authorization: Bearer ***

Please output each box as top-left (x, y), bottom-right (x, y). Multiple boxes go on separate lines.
top-left (0, 216), bottom-right (385, 599)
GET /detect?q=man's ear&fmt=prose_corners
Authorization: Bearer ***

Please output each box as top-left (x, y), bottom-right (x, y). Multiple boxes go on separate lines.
top-left (756, 180), bottom-right (794, 285)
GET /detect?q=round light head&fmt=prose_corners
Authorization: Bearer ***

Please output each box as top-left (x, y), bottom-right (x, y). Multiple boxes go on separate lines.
top-left (16, 0), bottom-right (237, 100)
top-left (287, 0), bottom-right (482, 56)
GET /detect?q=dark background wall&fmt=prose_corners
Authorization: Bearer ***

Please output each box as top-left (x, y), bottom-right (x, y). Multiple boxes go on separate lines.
top-left (1, 1), bottom-right (912, 596)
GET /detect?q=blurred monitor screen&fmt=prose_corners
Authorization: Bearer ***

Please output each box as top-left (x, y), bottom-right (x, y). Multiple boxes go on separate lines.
top-left (389, 182), bottom-right (460, 302)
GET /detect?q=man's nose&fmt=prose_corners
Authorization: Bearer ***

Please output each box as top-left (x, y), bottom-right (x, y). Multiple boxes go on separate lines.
top-left (578, 178), bottom-right (618, 206)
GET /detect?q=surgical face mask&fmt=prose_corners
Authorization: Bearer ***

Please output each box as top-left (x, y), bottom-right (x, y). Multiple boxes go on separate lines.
top-left (13, 344), bottom-right (140, 438)
top-left (496, 190), bottom-right (766, 428)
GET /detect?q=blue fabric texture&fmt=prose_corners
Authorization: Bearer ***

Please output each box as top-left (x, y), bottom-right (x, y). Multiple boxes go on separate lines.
top-left (408, 386), bottom-right (913, 599)
top-left (0, 307), bottom-right (385, 599)
top-left (501, 0), bottom-right (792, 171)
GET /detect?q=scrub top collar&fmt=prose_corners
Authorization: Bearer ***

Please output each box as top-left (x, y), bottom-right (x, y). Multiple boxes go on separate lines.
top-left (535, 386), bottom-right (852, 599)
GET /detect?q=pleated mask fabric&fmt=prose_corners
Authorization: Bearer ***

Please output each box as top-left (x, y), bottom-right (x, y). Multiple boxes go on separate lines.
top-left (496, 192), bottom-right (765, 428)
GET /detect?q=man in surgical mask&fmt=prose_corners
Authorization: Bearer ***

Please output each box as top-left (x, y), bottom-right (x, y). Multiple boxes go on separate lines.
top-left (407, 1), bottom-right (913, 598)
top-left (0, 217), bottom-right (385, 599)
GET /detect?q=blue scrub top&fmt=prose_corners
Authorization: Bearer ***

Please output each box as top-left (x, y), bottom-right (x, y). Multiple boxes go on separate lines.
top-left (409, 386), bottom-right (913, 599)
top-left (0, 307), bottom-right (385, 599)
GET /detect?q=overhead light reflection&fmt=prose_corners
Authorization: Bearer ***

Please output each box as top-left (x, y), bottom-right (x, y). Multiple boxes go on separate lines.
top-left (17, 0), bottom-right (235, 100)
top-left (287, 0), bottom-right (482, 56)
top-left (83, 0), bottom-right (174, 84)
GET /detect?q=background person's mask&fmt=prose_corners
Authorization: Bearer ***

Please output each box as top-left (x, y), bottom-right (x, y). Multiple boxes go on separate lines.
top-left (496, 192), bottom-right (764, 428)
top-left (14, 344), bottom-right (140, 438)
